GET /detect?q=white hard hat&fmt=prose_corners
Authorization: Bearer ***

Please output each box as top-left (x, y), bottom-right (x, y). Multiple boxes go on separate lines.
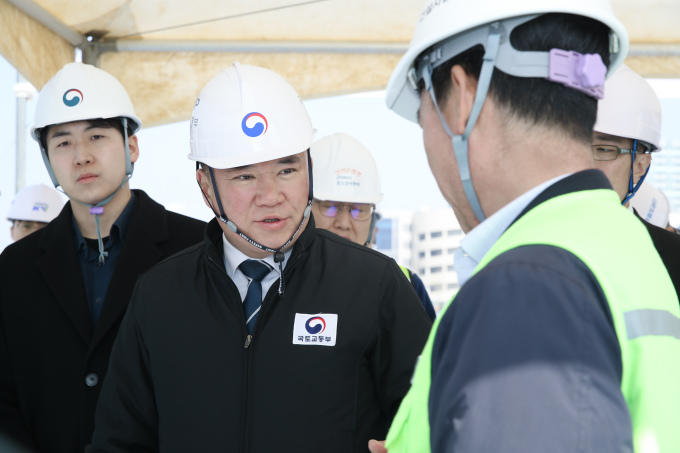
top-left (386, 0), bottom-right (629, 123)
top-left (189, 63), bottom-right (316, 169)
top-left (31, 62), bottom-right (142, 141)
top-left (311, 133), bottom-right (383, 204)
top-left (7, 184), bottom-right (65, 223)
top-left (630, 182), bottom-right (670, 228)
top-left (594, 64), bottom-right (662, 151)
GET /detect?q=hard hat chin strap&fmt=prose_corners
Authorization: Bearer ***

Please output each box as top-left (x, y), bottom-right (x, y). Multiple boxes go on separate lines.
top-left (39, 117), bottom-right (134, 265)
top-left (201, 150), bottom-right (314, 296)
top-left (421, 26), bottom-right (502, 224)
top-left (364, 210), bottom-right (378, 247)
top-left (622, 139), bottom-right (649, 206)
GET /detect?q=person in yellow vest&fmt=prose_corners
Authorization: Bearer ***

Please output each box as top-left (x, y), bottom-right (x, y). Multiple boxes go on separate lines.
top-left (369, 0), bottom-right (680, 452)
top-left (310, 133), bottom-right (436, 320)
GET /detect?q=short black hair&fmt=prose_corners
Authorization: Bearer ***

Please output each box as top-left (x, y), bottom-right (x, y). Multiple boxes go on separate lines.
top-left (40, 117), bottom-right (136, 155)
top-left (427, 13), bottom-right (611, 144)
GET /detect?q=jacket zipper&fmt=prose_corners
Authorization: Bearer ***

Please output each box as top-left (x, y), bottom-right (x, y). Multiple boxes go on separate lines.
top-left (208, 248), bottom-right (306, 452)
top-left (207, 255), bottom-right (252, 452)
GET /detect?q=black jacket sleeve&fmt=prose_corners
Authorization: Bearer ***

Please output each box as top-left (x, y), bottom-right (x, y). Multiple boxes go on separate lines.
top-left (90, 276), bottom-right (159, 453)
top-left (372, 260), bottom-right (432, 419)
top-left (429, 245), bottom-right (633, 453)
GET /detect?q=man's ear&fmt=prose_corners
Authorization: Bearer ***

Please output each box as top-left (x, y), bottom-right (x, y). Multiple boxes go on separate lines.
top-left (128, 135), bottom-right (140, 163)
top-left (633, 154), bottom-right (652, 184)
top-left (10, 225), bottom-right (16, 242)
top-left (196, 168), bottom-right (214, 209)
top-left (448, 65), bottom-right (479, 136)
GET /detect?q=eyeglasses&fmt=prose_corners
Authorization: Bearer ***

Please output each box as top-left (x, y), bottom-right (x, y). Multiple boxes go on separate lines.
top-left (592, 144), bottom-right (651, 162)
top-left (12, 220), bottom-right (45, 231)
top-left (315, 200), bottom-right (374, 221)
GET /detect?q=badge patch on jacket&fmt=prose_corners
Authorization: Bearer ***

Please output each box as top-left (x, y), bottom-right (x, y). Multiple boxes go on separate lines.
top-left (292, 313), bottom-right (338, 346)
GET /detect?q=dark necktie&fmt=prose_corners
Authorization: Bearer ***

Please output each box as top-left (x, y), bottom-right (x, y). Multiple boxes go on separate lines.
top-left (239, 260), bottom-right (271, 334)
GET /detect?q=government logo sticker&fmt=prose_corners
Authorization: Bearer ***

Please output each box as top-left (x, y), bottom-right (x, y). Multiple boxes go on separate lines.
top-left (293, 313), bottom-right (337, 346)
top-left (241, 112), bottom-right (268, 137)
top-left (63, 89), bottom-right (83, 107)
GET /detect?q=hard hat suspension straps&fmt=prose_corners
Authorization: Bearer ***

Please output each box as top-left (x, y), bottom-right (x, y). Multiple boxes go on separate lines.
top-left (622, 139), bottom-right (650, 205)
top-left (38, 117), bottom-right (134, 265)
top-left (364, 209), bottom-right (378, 246)
top-left (421, 25), bottom-right (502, 224)
top-left (203, 150), bottom-right (314, 296)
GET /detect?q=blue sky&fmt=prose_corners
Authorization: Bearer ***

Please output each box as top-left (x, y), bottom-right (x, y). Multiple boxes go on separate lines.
top-left (0, 56), bottom-right (447, 252)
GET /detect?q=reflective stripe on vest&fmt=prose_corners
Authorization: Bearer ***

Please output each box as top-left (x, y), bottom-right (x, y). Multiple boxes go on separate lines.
top-left (625, 309), bottom-right (680, 340)
top-left (386, 188), bottom-right (680, 452)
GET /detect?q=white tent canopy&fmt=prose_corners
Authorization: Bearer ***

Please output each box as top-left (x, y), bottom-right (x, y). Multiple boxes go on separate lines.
top-left (1, 0), bottom-right (679, 128)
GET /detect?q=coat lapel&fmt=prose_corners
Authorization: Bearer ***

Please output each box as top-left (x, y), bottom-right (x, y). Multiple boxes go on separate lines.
top-left (88, 191), bottom-right (167, 353)
top-left (36, 203), bottom-right (94, 345)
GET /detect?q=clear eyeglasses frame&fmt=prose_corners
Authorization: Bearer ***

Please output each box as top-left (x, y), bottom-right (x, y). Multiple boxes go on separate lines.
top-left (314, 199), bottom-right (375, 221)
top-left (592, 144), bottom-right (651, 162)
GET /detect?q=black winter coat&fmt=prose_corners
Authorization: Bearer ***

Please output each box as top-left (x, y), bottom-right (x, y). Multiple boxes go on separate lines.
top-left (634, 209), bottom-right (680, 301)
top-left (90, 216), bottom-right (432, 453)
top-left (0, 190), bottom-right (206, 453)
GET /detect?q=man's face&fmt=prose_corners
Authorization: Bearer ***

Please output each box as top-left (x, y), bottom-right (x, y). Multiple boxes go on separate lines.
top-left (197, 151), bottom-right (311, 258)
top-left (10, 220), bottom-right (47, 241)
top-left (592, 132), bottom-right (651, 202)
top-left (418, 88), bottom-right (479, 233)
top-left (46, 120), bottom-right (139, 206)
top-left (311, 200), bottom-right (373, 245)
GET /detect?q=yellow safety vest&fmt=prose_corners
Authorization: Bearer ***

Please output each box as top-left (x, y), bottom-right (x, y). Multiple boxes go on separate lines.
top-left (386, 189), bottom-right (680, 452)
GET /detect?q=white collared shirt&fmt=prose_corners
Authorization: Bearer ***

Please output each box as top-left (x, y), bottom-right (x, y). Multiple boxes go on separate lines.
top-left (454, 174), bottom-right (571, 286)
top-left (222, 234), bottom-right (292, 302)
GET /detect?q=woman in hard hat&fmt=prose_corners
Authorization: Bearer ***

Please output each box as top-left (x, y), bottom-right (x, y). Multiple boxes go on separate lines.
top-left (592, 64), bottom-right (680, 301)
top-left (370, 0), bottom-right (680, 451)
top-left (311, 132), bottom-right (436, 321)
top-left (0, 63), bottom-right (205, 453)
top-left (7, 184), bottom-right (65, 242)
top-left (90, 63), bottom-right (431, 453)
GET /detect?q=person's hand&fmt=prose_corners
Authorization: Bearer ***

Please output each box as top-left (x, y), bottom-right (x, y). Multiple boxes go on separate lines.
top-left (368, 439), bottom-right (387, 453)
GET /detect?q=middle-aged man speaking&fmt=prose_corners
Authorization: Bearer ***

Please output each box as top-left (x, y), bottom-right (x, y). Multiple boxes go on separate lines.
top-left (90, 63), bottom-right (431, 453)
top-left (369, 0), bottom-right (680, 452)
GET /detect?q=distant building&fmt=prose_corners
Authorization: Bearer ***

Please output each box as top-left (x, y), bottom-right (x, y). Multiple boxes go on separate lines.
top-left (376, 208), bottom-right (464, 313)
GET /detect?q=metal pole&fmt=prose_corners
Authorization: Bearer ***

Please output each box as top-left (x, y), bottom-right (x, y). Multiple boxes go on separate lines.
top-left (13, 75), bottom-right (37, 194)
top-left (15, 73), bottom-right (27, 193)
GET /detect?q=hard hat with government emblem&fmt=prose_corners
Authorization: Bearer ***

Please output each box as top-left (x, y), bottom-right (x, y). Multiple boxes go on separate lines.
top-left (311, 133), bottom-right (383, 205)
top-left (189, 62), bottom-right (316, 169)
top-left (31, 62), bottom-right (141, 141)
top-left (29, 62), bottom-right (141, 266)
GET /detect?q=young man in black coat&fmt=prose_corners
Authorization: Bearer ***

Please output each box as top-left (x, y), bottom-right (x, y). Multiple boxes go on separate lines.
top-left (89, 63), bottom-right (431, 453)
top-left (0, 63), bottom-right (206, 453)
top-left (592, 64), bottom-right (680, 299)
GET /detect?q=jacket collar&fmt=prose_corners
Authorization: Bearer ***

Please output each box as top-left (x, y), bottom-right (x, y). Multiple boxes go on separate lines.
top-left (511, 169), bottom-right (613, 227)
top-left (36, 190), bottom-right (169, 349)
top-left (204, 213), bottom-right (316, 273)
